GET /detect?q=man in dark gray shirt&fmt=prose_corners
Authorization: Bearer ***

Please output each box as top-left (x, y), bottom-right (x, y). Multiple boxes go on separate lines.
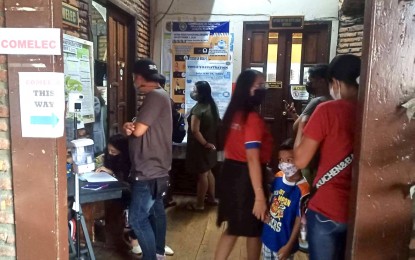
top-left (286, 64), bottom-right (332, 132)
top-left (123, 58), bottom-right (172, 260)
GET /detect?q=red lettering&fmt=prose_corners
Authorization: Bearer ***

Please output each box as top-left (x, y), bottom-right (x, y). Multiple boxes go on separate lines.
top-left (42, 40), bottom-right (48, 49)
top-left (35, 40), bottom-right (41, 49)
top-left (1, 40), bottom-right (7, 48)
top-left (17, 40), bottom-right (26, 48)
top-left (49, 40), bottom-right (56, 49)
top-left (9, 40), bottom-right (16, 48)
top-left (27, 40), bottom-right (34, 48)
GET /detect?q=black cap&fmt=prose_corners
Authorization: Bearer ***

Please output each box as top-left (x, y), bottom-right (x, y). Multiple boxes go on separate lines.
top-left (133, 58), bottom-right (164, 83)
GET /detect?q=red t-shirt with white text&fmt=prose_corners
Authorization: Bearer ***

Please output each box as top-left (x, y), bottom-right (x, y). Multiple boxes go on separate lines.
top-left (225, 111), bottom-right (273, 164)
top-left (303, 99), bottom-right (356, 223)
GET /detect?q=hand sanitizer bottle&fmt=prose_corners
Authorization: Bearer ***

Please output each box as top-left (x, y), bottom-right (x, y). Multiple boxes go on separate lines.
top-left (102, 74), bottom-right (107, 87)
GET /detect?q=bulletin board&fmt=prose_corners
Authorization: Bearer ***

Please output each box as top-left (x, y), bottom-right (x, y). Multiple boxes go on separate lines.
top-left (63, 34), bottom-right (95, 124)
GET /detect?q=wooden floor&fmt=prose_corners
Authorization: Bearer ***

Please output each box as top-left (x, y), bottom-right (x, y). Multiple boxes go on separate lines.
top-left (93, 195), bottom-right (309, 260)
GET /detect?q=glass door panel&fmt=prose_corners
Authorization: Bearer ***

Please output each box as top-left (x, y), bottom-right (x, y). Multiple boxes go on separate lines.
top-left (290, 33), bottom-right (303, 85)
top-left (266, 32), bottom-right (279, 82)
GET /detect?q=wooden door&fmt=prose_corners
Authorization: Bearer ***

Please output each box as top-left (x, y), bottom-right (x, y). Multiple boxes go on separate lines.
top-left (107, 6), bottom-right (135, 136)
top-left (243, 22), bottom-right (330, 159)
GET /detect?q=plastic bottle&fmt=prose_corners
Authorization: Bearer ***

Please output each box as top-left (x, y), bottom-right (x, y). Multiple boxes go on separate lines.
top-left (102, 74), bottom-right (107, 87)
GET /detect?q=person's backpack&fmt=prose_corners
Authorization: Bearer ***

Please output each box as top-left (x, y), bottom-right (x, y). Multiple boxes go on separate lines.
top-left (172, 110), bottom-right (186, 143)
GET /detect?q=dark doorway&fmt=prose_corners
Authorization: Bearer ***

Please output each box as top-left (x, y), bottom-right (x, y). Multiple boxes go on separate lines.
top-left (242, 21), bottom-right (330, 150)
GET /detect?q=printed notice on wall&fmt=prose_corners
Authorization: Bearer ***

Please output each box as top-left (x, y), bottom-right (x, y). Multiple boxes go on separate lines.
top-left (19, 72), bottom-right (65, 138)
top-left (185, 60), bottom-right (232, 118)
top-left (164, 21), bottom-right (231, 113)
top-left (63, 34), bottom-right (95, 123)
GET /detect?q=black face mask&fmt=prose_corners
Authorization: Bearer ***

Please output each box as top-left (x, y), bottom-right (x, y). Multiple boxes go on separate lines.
top-left (190, 91), bottom-right (199, 101)
top-left (305, 82), bottom-right (316, 96)
top-left (249, 88), bottom-right (267, 106)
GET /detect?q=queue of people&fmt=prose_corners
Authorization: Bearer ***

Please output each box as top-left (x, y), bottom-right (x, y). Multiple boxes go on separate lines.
top-left (93, 53), bottom-right (360, 260)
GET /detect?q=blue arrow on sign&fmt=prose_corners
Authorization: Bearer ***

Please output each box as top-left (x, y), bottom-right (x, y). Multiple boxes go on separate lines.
top-left (30, 113), bottom-right (59, 127)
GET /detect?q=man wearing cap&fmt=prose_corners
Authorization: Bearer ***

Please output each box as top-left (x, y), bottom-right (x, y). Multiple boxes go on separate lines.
top-left (123, 58), bottom-right (172, 260)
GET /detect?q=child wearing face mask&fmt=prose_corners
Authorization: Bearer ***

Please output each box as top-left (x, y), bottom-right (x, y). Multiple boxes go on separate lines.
top-left (261, 138), bottom-right (309, 260)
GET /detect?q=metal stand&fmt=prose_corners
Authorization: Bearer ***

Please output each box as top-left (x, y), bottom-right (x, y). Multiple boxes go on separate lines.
top-left (69, 113), bottom-right (96, 260)
top-left (71, 175), bottom-right (96, 260)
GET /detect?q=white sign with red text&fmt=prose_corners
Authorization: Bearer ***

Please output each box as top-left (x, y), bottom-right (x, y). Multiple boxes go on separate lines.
top-left (19, 72), bottom-right (65, 138)
top-left (0, 28), bottom-right (61, 55)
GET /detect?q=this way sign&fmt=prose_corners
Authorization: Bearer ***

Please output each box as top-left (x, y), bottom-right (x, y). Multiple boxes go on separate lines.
top-left (19, 72), bottom-right (65, 138)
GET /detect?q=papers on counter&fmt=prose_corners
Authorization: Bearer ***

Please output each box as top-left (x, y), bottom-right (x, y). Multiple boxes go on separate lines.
top-left (79, 172), bottom-right (118, 182)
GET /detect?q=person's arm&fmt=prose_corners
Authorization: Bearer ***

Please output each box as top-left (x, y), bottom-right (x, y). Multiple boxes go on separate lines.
top-left (246, 148), bottom-right (267, 221)
top-left (132, 122), bottom-right (149, 137)
top-left (191, 115), bottom-right (215, 149)
top-left (277, 216), bottom-right (301, 260)
top-left (293, 116), bottom-right (302, 133)
top-left (294, 116), bottom-right (320, 169)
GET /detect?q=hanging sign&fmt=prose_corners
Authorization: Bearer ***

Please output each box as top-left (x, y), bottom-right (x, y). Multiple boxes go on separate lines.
top-left (0, 28), bottom-right (61, 55)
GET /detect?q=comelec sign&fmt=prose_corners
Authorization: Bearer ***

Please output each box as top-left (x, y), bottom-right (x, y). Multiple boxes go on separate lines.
top-left (0, 28), bottom-right (61, 55)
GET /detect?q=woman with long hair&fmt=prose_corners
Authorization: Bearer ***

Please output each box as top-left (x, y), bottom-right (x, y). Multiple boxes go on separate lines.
top-left (294, 54), bottom-right (361, 260)
top-left (186, 81), bottom-right (220, 210)
top-left (215, 70), bottom-right (273, 260)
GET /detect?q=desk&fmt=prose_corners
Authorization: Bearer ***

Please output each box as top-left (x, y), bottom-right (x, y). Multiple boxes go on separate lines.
top-left (67, 176), bottom-right (128, 204)
top-left (67, 176), bottom-right (129, 258)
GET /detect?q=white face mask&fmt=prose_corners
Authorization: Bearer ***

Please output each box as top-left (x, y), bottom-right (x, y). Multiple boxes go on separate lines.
top-left (278, 162), bottom-right (298, 177)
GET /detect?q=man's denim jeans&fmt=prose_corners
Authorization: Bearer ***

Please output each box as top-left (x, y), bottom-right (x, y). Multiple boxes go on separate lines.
top-left (306, 209), bottom-right (347, 260)
top-left (129, 180), bottom-right (166, 260)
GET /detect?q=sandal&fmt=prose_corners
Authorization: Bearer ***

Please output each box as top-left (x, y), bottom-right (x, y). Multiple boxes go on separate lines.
top-left (186, 203), bottom-right (204, 211)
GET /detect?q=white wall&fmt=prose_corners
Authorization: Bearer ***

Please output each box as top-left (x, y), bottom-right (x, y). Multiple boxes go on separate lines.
top-left (152, 0), bottom-right (339, 81)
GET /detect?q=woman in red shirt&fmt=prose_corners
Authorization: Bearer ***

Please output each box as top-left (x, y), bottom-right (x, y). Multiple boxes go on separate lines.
top-left (294, 54), bottom-right (361, 260)
top-left (215, 69), bottom-right (273, 260)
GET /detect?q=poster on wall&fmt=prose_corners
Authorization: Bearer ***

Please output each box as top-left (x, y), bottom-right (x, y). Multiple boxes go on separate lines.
top-left (63, 34), bottom-right (95, 124)
top-left (185, 60), bottom-right (232, 118)
top-left (165, 21), bottom-right (231, 113)
top-left (19, 72), bottom-right (65, 138)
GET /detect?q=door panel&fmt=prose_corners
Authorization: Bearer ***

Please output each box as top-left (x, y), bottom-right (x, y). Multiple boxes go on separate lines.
top-left (243, 21), bottom-right (330, 158)
top-left (107, 7), bottom-right (134, 136)
top-left (243, 23), bottom-right (268, 72)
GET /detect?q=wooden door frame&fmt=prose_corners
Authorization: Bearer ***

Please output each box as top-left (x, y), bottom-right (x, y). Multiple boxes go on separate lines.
top-left (106, 3), bottom-right (137, 134)
top-left (242, 21), bottom-right (332, 148)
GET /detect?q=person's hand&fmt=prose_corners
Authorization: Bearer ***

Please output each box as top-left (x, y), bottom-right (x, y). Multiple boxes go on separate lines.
top-left (252, 199), bottom-right (267, 222)
top-left (264, 212), bottom-right (271, 224)
top-left (204, 143), bottom-right (216, 150)
top-left (96, 166), bottom-right (111, 173)
top-left (284, 100), bottom-right (298, 119)
top-left (123, 122), bottom-right (135, 136)
top-left (277, 244), bottom-right (292, 260)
